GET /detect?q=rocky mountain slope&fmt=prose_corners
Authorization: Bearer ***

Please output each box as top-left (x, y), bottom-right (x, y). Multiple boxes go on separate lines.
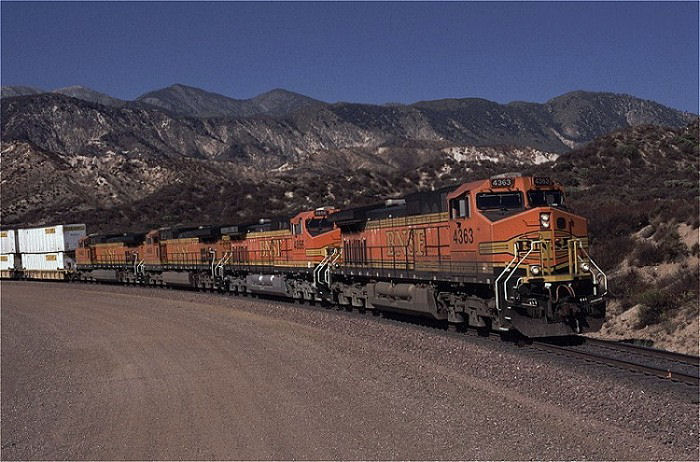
top-left (1, 87), bottom-right (695, 231)
top-left (53, 85), bottom-right (127, 108)
top-left (136, 84), bottom-right (324, 118)
top-left (1, 86), bottom-right (44, 98)
top-left (1, 89), bottom-right (694, 169)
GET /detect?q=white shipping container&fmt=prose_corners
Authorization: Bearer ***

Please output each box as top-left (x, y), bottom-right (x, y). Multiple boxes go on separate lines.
top-left (0, 230), bottom-right (17, 254)
top-left (18, 224), bottom-right (86, 253)
top-left (0, 254), bottom-right (20, 270)
top-left (21, 252), bottom-right (74, 271)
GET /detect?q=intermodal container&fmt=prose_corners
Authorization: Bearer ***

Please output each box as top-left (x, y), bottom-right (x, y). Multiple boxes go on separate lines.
top-left (0, 254), bottom-right (20, 270)
top-left (18, 224), bottom-right (86, 253)
top-left (21, 252), bottom-right (74, 271)
top-left (0, 230), bottom-right (17, 254)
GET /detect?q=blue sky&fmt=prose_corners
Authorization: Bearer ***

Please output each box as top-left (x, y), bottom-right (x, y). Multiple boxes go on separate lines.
top-left (1, 1), bottom-right (698, 112)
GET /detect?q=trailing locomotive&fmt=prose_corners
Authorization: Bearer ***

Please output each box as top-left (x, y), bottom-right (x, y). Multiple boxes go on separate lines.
top-left (70, 173), bottom-right (606, 337)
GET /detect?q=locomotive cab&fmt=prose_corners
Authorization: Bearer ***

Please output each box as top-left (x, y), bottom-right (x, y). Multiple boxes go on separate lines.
top-left (289, 207), bottom-right (342, 261)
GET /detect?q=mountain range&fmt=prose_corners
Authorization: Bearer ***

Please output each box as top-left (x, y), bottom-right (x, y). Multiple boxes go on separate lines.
top-left (2, 84), bottom-right (694, 164)
top-left (1, 83), bottom-right (696, 231)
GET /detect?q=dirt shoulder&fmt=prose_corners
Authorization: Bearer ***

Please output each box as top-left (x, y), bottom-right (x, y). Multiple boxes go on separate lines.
top-left (1, 282), bottom-right (697, 460)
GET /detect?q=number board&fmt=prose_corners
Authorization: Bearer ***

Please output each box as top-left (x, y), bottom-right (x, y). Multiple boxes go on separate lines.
top-left (533, 176), bottom-right (552, 186)
top-left (490, 178), bottom-right (513, 188)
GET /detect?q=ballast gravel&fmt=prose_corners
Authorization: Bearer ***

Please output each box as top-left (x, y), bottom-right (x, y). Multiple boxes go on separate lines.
top-left (2, 281), bottom-right (697, 460)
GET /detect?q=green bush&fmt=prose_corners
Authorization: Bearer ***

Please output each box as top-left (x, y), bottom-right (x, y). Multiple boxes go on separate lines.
top-left (635, 289), bottom-right (679, 328)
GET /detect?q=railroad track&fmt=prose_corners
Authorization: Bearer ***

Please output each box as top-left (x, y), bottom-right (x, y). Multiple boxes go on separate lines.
top-left (532, 337), bottom-right (699, 387)
top-left (282, 296), bottom-right (700, 389)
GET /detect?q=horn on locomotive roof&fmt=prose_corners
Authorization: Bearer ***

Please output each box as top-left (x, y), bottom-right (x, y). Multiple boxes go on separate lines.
top-left (259, 218), bottom-right (272, 224)
top-left (384, 199), bottom-right (406, 207)
top-left (491, 172), bottom-right (523, 179)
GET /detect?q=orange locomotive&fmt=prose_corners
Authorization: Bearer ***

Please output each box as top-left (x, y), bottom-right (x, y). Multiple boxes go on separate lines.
top-left (76, 174), bottom-right (606, 337)
top-left (330, 174), bottom-right (606, 336)
top-left (77, 208), bottom-right (342, 298)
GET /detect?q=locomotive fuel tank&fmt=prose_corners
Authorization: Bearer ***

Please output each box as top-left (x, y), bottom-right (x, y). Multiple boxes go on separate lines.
top-left (368, 282), bottom-right (445, 319)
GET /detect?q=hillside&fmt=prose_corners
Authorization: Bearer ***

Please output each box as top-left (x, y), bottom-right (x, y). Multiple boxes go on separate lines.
top-left (542, 122), bottom-right (699, 354)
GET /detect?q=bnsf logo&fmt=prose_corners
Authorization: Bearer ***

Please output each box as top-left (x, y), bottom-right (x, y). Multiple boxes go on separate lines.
top-left (260, 239), bottom-right (283, 258)
top-left (386, 229), bottom-right (426, 257)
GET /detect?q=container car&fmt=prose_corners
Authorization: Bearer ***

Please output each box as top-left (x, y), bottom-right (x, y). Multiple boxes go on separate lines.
top-left (18, 224), bottom-right (86, 253)
top-left (0, 230), bottom-right (18, 254)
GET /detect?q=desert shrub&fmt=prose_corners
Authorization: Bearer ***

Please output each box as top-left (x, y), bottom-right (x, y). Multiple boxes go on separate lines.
top-left (660, 266), bottom-right (700, 299)
top-left (631, 240), bottom-right (665, 266)
top-left (635, 289), bottom-right (679, 328)
top-left (672, 135), bottom-right (699, 155)
top-left (611, 268), bottom-right (650, 310)
top-left (691, 242), bottom-right (700, 256)
top-left (648, 223), bottom-right (689, 262)
top-left (591, 234), bottom-right (635, 270)
top-left (580, 201), bottom-right (649, 239)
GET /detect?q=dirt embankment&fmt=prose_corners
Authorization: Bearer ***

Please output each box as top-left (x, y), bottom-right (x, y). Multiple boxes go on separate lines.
top-left (590, 224), bottom-right (699, 356)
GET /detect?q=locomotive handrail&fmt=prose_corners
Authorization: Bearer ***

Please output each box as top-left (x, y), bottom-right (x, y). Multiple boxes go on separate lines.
top-left (325, 248), bottom-right (343, 286)
top-left (502, 242), bottom-right (541, 312)
top-left (494, 250), bottom-right (520, 314)
top-left (213, 251), bottom-right (231, 279)
top-left (495, 240), bottom-right (545, 316)
top-left (576, 243), bottom-right (608, 296)
top-left (312, 250), bottom-right (334, 289)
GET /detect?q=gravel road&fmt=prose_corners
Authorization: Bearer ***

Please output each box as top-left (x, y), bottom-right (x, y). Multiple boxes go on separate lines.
top-left (2, 281), bottom-right (697, 460)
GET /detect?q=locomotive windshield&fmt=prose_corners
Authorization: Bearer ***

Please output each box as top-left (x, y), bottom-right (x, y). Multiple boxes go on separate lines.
top-left (476, 192), bottom-right (523, 210)
top-left (305, 218), bottom-right (334, 236)
top-left (527, 190), bottom-right (564, 207)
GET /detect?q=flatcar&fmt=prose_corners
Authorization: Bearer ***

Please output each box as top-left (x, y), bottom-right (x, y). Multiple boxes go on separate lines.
top-left (70, 173), bottom-right (606, 337)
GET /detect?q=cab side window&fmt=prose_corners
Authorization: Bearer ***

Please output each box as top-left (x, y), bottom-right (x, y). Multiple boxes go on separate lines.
top-left (292, 221), bottom-right (302, 235)
top-left (450, 194), bottom-right (470, 219)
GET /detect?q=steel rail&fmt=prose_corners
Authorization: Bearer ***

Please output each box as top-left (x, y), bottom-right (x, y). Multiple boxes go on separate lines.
top-left (532, 340), bottom-right (700, 387)
top-left (582, 337), bottom-right (700, 367)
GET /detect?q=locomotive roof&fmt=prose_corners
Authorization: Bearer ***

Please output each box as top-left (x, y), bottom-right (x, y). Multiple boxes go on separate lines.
top-left (88, 232), bottom-right (147, 245)
top-left (158, 224), bottom-right (223, 240)
top-left (330, 185), bottom-right (455, 227)
top-left (220, 216), bottom-right (292, 236)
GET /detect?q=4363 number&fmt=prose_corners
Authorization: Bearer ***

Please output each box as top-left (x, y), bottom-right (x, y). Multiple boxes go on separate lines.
top-left (453, 227), bottom-right (474, 244)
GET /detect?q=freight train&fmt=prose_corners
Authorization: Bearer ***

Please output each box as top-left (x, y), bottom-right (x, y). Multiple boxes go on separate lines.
top-left (2, 174), bottom-right (607, 337)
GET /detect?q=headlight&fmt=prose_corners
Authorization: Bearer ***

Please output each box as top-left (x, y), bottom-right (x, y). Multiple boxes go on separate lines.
top-left (580, 261), bottom-right (591, 272)
top-left (540, 212), bottom-right (551, 229)
top-left (530, 265), bottom-right (541, 276)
